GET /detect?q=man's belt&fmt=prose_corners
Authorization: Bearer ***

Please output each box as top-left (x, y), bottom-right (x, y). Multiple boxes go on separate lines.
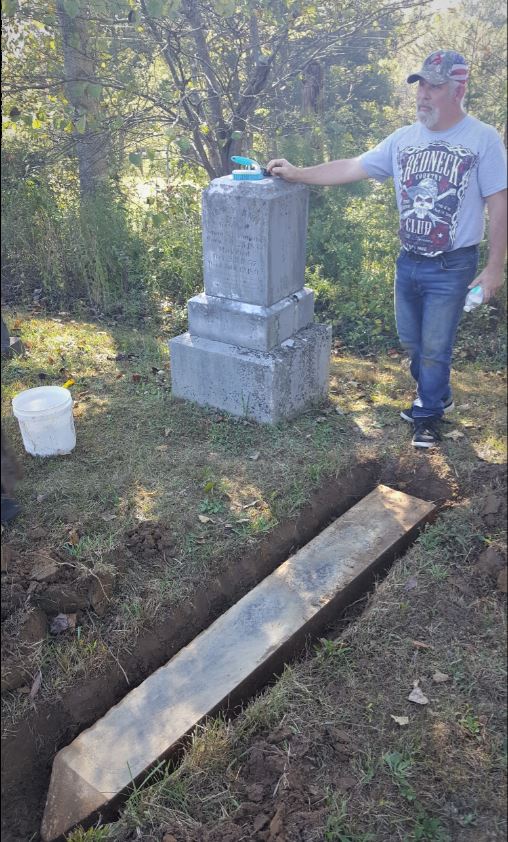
top-left (404, 244), bottom-right (479, 260)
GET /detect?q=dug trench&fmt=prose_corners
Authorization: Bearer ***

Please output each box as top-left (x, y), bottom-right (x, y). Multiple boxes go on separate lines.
top-left (1, 454), bottom-right (461, 842)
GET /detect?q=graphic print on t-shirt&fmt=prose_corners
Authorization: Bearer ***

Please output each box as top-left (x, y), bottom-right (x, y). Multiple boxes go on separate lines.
top-left (397, 141), bottom-right (478, 256)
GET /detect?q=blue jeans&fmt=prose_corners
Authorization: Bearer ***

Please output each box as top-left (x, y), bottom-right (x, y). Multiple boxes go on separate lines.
top-left (395, 246), bottom-right (479, 420)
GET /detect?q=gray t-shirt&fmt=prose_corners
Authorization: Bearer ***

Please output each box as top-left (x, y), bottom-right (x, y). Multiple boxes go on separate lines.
top-left (360, 114), bottom-right (507, 256)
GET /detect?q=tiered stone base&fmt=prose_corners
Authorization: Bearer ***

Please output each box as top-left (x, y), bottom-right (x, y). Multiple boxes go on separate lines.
top-left (169, 323), bottom-right (332, 424)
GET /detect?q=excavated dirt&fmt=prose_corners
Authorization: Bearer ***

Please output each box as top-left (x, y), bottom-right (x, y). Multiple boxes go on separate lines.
top-left (1, 455), bottom-right (465, 842)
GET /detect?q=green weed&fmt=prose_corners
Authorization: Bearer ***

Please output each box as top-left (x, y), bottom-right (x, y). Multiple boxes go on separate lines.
top-left (409, 806), bottom-right (450, 841)
top-left (355, 752), bottom-right (378, 785)
top-left (427, 563), bottom-right (449, 582)
top-left (383, 751), bottom-right (417, 802)
top-left (199, 498), bottom-right (226, 515)
top-left (324, 793), bottom-right (374, 842)
top-left (121, 599), bottom-right (143, 620)
top-left (67, 825), bottom-right (112, 841)
top-left (315, 639), bottom-right (352, 666)
top-left (457, 707), bottom-right (483, 738)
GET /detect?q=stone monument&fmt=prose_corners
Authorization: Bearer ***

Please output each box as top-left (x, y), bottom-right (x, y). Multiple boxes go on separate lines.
top-left (169, 175), bottom-right (332, 424)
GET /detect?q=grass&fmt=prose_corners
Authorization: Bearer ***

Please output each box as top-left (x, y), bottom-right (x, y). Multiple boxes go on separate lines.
top-left (1, 308), bottom-right (506, 841)
top-left (1, 310), bottom-right (506, 715)
top-left (58, 488), bottom-right (506, 842)
top-left (70, 492), bottom-right (505, 842)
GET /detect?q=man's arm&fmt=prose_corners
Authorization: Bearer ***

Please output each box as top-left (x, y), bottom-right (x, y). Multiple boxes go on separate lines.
top-left (265, 157), bottom-right (369, 186)
top-left (470, 189), bottom-right (507, 302)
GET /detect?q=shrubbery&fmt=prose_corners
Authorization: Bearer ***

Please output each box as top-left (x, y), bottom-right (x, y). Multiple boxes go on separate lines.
top-left (1, 144), bottom-right (203, 318)
top-left (1, 142), bottom-right (505, 361)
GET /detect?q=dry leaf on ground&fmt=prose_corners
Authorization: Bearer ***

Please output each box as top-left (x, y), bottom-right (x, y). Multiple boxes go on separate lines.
top-left (432, 671), bottom-right (450, 683)
top-left (408, 685), bottom-right (430, 705)
top-left (391, 715), bottom-right (410, 726)
top-left (412, 640), bottom-right (433, 650)
top-left (404, 576), bottom-right (418, 591)
top-left (50, 613), bottom-right (77, 635)
top-left (67, 528), bottom-right (80, 546)
top-left (29, 670), bottom-right (42, 702)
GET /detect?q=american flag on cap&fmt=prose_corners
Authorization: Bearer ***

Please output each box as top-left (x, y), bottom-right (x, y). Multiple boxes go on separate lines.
top-left (407, 50), bottom-right (469, 85)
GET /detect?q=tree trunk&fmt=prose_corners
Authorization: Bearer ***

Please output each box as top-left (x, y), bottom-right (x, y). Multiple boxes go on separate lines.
top-left (56, 1), bottom-right (108, 196)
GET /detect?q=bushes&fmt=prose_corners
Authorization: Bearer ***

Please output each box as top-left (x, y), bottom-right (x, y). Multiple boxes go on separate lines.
top-left (305, 180), bottom-right (401, 349)
top-left (1, 147), bottom-right (203, 316)
top-left (2, 145), bottom-right (504, 359)
top-left (1, 170), bottom-right (145, 313)
top-left (138, 180), bottom-right (203, 307)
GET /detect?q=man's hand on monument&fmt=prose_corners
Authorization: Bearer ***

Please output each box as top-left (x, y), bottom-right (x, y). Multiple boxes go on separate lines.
top-left (469, 266), bottom-right (505, 303)
top-left (266, 158), bottom-right (301, 182)
top-left (266, 157), bottom-right (368, 186)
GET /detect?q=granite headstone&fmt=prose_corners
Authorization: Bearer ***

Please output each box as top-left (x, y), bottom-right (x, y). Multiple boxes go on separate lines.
top-left (170, 175), bottom-right (331, 424)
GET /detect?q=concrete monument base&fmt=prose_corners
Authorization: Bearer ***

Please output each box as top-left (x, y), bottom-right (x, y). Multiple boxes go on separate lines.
top-left (170, 323), bottom-right (332, 424)
top-left (187, 287), bottom-right (314, 352)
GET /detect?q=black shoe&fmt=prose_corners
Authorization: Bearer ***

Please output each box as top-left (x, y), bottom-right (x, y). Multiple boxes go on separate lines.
top-left (412, 419), bottom-right (442, 449)
top-left (401, 397), bottom-right (454, 423)
top-left (1, 496), bottom-right (20, 524)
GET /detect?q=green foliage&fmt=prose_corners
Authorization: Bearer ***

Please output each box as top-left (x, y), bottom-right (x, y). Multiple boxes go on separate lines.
top-left (304, 175), bottom-right (400, 349)
top-left (67, 825), bottom-right (112, 842)
top-left (139, 180), bottom-right (203, 306)
top-left (383, 751), bottom-right (417, 802)
top-left (455, 293), bottom-right (507, 370)
top-left (1, 153), bottom-right (141, 312)
top-left (410, 807), bottom-right (450, 841)
top-left (1, 0), bottom-right (505, 354)
top-left (324, 793), bottom-right (374, 841)
top-left (1, 143), bottom-right (203, 314)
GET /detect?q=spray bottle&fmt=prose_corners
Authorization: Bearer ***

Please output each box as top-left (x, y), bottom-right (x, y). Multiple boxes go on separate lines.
top-left (463, 285), bottom-right (484, 312)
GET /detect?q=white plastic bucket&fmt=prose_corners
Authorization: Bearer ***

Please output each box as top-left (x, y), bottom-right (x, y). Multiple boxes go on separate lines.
top-left (12, 386), bottom-right (76, 456)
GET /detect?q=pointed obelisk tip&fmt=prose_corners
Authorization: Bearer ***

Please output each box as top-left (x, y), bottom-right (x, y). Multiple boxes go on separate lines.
top-left (41, 750), bottom-right (106, 842)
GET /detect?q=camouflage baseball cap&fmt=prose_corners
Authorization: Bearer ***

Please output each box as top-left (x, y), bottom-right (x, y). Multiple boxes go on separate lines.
top-left (407, 50), bottom-right (469, 85)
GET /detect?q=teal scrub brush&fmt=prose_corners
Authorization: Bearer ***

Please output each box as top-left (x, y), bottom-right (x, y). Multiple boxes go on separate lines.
top-left (231, 156), bottom-right (265, 180)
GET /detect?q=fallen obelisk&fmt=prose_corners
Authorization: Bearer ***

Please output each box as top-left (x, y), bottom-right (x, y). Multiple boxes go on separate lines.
top-left (41, 485), bottom-right (435, 840)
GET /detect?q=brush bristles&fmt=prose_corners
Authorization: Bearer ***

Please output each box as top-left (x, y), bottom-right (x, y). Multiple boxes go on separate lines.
top-left (231, 172), bottom-right (264, 181)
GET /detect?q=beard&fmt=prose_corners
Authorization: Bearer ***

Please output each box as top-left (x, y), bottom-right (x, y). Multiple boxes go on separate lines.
top-left (417, 105), bottom-right (440, 128)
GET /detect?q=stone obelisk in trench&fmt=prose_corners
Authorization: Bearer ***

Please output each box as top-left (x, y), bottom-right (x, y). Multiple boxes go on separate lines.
top-left (169, 175), bottom-right (332, 424)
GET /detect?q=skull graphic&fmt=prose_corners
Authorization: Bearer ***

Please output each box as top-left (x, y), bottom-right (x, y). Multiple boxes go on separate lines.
top-left (412, 178), bottom-right (438, 218)
top-left (402, 177), bottom-right (456, 224)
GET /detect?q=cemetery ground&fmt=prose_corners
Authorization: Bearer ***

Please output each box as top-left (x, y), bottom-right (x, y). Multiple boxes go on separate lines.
top-left (1, 308), bottom-right (506, 842)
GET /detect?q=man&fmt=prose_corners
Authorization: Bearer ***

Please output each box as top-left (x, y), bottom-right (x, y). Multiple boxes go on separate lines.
top-left (267, 50), bottom-right (507, 449)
